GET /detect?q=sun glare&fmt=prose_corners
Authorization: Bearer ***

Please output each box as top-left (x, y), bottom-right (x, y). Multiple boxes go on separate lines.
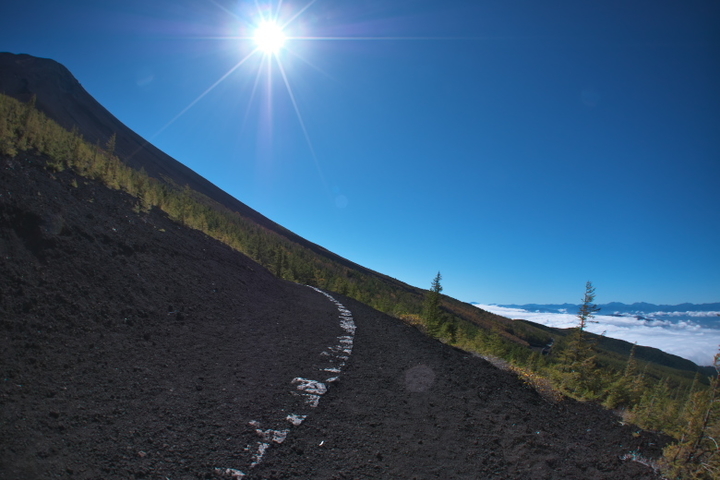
top-left (157, 1), bottom-right (322, 170)
top-left (254, 21), bottom-right (286, 55)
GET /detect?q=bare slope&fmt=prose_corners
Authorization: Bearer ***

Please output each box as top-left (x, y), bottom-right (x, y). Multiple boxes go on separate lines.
top-left (0, 151), bottom-right (667, 479)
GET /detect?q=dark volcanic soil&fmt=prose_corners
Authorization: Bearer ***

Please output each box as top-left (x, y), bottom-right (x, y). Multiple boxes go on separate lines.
top-left (1, 154), bottom-right (667, 479)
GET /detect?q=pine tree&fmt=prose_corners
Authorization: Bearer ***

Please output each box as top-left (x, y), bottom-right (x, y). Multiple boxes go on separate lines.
top-left (423, 272), bottom-right (443, 336)
top-left (274, 246), bottom-right (285, 278)
top-left (557, 281), bottom-right (601, 396)
top-left (577, 281), bottom-right (601, 330)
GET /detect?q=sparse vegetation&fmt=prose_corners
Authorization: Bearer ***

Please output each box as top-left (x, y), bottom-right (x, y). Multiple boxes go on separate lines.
top-left (1, 92), bottom-right (717, 477)
top-left (0, 93), bottom-right (425, 317)
top-left (661, 353), bottom-right (720, 479)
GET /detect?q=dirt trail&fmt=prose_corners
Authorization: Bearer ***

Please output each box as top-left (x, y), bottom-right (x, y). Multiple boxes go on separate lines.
top-left (1, 155), bottom-right (667, 479)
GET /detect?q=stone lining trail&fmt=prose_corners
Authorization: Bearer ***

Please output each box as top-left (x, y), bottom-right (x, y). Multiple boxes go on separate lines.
top-left (216, 286), bottom-right (356, 478)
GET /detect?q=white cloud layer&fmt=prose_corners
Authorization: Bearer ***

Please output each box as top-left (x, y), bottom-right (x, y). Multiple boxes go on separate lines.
top-left (475, 305), bottom-right (720, 367)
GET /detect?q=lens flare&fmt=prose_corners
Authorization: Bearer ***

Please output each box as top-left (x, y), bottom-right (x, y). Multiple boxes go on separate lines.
top-left (254, 21), bottom-right (286, 55)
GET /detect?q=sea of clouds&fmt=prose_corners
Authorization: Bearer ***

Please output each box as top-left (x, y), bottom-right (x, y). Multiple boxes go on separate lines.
top-left (475, 305), bottom-right (720, 367)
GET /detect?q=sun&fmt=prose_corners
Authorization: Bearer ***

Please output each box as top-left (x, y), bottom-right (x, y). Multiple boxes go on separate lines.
top-left (254, 20), bottom-right (286, 55)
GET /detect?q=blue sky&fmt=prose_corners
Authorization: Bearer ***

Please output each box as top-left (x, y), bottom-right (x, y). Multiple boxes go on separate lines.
top-left (1, 0), bottom-right (719, 305)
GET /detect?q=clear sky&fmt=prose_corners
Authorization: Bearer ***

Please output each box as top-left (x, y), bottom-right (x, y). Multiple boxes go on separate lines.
top-left (1, 0), bottom-right (718, 305)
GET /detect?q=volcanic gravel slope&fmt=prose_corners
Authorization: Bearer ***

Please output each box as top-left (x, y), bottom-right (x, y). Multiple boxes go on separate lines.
top-left (0, 154), bottom-right (668, 479)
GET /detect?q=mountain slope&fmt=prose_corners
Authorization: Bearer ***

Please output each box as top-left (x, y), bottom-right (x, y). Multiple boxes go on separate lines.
top-left (0, 52), bottom-right (392, 282)
top-left (0, 51), bottom-right (517, 343)
top-left (0, 52), bottom-right (712, 387)
top-left (0, 150), bottom-right (666, 479)
top-left (0, 150), bottom-right (347, 477)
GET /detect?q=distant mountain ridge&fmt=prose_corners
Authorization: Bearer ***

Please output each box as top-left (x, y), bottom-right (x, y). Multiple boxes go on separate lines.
top-left (479, 302), bottom-right (720, 315)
